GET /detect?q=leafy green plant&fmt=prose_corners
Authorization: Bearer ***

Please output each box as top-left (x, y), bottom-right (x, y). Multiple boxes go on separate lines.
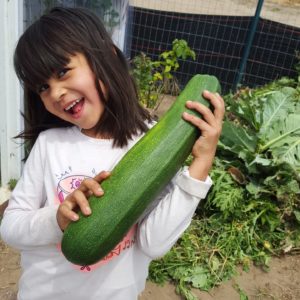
top-left (150, 159), bottom-right (286, 298)
top-left (132, 39), bottom-right (195, 109)
top-left (149, 76), bottom-right (300, 299)
top-left (131, 53), bottom-right (157, 109)
top-left (153, 39), bottom-right (196, 93)
top-left (8, 178), bottom-right (18, 191)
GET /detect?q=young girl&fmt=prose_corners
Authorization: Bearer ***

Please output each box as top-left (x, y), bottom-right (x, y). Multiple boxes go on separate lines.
top-left (0, 7), bottom-right (224, 300)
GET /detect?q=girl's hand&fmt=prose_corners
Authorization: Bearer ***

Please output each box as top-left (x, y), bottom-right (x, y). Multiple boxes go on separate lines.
top-left (182, 90), bottom-right (225, 181)
top-left (56, 171), bottom-right (111, 231)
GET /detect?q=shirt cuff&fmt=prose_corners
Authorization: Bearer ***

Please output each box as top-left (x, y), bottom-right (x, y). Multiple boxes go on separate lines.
top-left (43, 205), bottom-right (64, 242)
top-left (175, 166), bottom-right (213, 198)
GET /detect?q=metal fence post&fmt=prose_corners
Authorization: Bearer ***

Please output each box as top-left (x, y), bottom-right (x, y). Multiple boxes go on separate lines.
top-left (233, 0), bottom-right (264, 90)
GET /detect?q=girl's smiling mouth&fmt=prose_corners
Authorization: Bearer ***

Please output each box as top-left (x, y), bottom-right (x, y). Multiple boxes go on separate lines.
top-left (64, 97), bottom-right (84, 117)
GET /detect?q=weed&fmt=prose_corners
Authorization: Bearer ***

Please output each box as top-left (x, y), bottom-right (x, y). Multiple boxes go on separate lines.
top-left (132, 39), bottom-right (195, 109)
top-left (8, 179), bottom-right (18, 191)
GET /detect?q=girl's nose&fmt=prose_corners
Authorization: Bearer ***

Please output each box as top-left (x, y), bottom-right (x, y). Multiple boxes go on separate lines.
top-left (49, 79), bottom-right (66, 102)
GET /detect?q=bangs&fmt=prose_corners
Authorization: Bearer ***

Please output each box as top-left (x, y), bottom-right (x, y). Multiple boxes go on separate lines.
top-left (14, 7), bottom-right (151, 150)
top-left (14, 7), bottom-right (110, 93)
top-left (14, 16), bottom-right (80, 91)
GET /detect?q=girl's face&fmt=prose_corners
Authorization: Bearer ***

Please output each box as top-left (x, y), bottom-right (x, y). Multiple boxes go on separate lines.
top-left (38, 53), bottom-right (106, 138)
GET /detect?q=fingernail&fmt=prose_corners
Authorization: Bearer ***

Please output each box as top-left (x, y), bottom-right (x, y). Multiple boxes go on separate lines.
top-left (85, 207), bottom-right (91, 214)
top-left (72, 214), bottom-right (79, 221)
top-left (182, 112), bottom-right (188, 118)
top-left (98, 188), bottom-right (104, 195)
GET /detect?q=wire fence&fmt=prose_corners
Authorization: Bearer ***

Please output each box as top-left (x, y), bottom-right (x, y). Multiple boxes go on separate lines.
top-left (127, 0), bottom-right (300, 92)
top-left (23, 0), bottom-right (300, 92)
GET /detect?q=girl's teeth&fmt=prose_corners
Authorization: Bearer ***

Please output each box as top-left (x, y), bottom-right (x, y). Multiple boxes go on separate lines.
top-left (65, 98), bottom-right (82, 111)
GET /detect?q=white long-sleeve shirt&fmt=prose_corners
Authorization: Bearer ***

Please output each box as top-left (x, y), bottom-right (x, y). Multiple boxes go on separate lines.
top-left (0, 126), bottom-right (212, 300)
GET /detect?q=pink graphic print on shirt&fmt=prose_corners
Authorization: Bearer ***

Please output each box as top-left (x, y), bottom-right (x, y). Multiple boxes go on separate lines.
top-left (55, 174), bottom-right (136, 272)
top-left (56, 175), bottom-right (88, 204)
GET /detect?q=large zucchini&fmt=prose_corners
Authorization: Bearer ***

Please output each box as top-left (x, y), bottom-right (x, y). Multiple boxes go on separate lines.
top-left (61, 74), bottom-right (221, 265)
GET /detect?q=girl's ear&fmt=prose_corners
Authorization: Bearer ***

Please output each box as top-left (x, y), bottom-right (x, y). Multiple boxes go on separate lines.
top-left (112, 46), bottom-right (117, 55)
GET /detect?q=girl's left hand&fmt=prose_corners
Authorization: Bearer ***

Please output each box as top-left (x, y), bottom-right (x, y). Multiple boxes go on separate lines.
top-left (182, 90), bottom-right (225, 181)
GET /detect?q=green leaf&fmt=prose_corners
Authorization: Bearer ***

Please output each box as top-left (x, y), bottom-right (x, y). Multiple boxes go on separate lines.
top-left (245, 182), bottom-right (265, 198)
top-left (171, 266), bottom-right (190, 280)
top-left (186, 267), bottom-right (209, 289)
top-left (259, 87), bottom-right (295, 136)
top-left (220, 121), bottom-right (257, 155)
top-left (212, 187), bottom-right (244, 212)
top-left (164, 65), bottom-right (172, 73)
top-left (261, 114), bottom-right (300, 171)
top-left (175, 47), bottom-right (184, 58)
top-left (153, 72), bottom-right (163, 81)
top-left (190, 274), bottom-right (208, 289)
top-left (161, 51), bottom-right (171, 59)
top-left (210, 257), bottom-right (221, 271)
top-left (249, 155), bottom-right (272, 166)
top-left (190, 50), bottom-right (196, 60)
top-left (224, 93), bottom-right (261, 131)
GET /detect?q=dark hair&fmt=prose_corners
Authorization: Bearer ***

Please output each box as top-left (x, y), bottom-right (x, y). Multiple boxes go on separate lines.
top-left (14, 7), bottom-right (151, 148)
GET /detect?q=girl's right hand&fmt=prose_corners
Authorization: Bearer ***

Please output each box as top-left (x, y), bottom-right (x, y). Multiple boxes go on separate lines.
top-left (56, 171), bottom-right (111, 231)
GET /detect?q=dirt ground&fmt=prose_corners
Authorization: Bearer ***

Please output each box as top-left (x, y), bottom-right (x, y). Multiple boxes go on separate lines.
top-left (140, 254), bottom-right (300, 300)
top-left (1, 238), bottom-right (300, 300)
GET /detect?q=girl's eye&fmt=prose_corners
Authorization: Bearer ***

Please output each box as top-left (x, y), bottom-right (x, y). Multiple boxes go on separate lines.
top-left (38, 84), bottom-right (49, 94)
top-left (57, 68), bottom-right (70, 78)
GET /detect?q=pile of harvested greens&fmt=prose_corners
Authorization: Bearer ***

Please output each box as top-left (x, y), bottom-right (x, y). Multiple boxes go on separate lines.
top-left (149, 75), bottom-right (300, 300)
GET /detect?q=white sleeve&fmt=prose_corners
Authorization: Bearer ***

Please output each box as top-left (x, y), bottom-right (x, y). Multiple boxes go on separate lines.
top-left (136, 166), bottom-right (212, 259)
top-left (0, 135), bottom-right (63, 250)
